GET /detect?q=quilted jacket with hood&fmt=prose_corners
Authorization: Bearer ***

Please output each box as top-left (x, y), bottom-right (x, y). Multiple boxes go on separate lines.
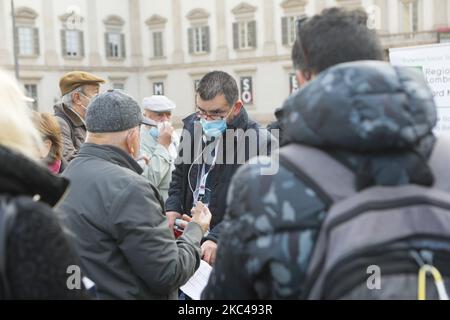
top-left (203, 61), bottom-right (438, 299)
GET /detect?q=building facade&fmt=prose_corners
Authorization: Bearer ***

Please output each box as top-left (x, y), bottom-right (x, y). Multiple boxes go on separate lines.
top-left (1, 0), bottom-right (449, 125)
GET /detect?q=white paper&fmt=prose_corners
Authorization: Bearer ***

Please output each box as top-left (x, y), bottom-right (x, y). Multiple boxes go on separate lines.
top-left (180, 260), bottom-right (212, 300)
top-left (390, 43), bottom-right (450, 136)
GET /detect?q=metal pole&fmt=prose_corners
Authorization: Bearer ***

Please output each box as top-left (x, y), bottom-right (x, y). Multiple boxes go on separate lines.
top-left (11, 0), bottom-right (19, 80)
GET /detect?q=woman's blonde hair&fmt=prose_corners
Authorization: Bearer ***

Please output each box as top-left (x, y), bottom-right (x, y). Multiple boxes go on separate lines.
top-left (0, 70), bottom-right (43, 159)
top-left (32, 112), bottom-right (63, 163)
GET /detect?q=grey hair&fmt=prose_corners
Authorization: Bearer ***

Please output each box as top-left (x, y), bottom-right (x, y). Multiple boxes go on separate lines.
top-left (61, 86), bottom-right (85, 108)
top-left (197, 71), bottom-right (239, 107)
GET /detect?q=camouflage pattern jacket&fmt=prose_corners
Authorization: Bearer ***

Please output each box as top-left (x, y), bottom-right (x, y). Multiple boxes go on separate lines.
top-left (203, 61), bottom-right (438, 299)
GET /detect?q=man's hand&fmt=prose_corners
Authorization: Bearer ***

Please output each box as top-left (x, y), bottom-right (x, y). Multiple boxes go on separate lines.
top-left (190, 201), bottom-right (212, 234)
top-left (158, 123), bottom-right (174, 148)
top-left (137, 155), bottom-right (150, 167)
top-left (166, 211), bottom-right (182, 232)
top-left (201, 240), bottom-right (217, 266)
top-left (175, 214), bottom-right (192, 230)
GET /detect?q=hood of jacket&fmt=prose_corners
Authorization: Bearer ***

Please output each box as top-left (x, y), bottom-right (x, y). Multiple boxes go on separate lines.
top-left (279, 61), bottom-right (438, 189)
top-left (0, 146), bottom-right (69, 207)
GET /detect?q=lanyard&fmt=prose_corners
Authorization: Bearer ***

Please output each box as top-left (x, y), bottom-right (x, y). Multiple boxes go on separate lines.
top-left (194, 141), bottom-right (220, 204)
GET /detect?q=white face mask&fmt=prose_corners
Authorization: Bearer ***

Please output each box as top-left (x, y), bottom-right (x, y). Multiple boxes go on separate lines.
top-left (78, 92), bottom-right (95, 111)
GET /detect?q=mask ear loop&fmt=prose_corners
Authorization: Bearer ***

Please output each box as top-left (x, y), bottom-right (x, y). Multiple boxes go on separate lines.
top-left (74, 92), bottom-right (90, 111)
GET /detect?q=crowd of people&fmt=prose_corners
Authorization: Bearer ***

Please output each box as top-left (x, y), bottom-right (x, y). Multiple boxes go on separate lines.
top-left (1, 7), bottom-right (450, 300)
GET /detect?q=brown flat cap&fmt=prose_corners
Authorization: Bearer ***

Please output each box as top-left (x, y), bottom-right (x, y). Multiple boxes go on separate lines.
top-left (59, 71), bottom-right (105, 96)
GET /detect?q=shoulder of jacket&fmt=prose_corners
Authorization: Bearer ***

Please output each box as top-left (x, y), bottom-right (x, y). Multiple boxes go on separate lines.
top-left (54, 115), bottom-right (71, 130)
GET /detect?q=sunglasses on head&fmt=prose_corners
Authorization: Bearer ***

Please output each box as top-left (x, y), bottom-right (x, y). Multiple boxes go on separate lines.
top-left (295, 15), bottom-right (312, 81)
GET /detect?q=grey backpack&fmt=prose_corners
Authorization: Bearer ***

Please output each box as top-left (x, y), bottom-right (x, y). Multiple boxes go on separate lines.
top-left (279, 137), bottom-right (450, 300)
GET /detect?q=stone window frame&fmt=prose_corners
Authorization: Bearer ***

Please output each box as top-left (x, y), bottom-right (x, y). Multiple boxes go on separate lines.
top-left (231, 2), bottom-right (258, 52)
top-left (146, 15), bottom-right (168, 60)
top-left (399, 0), bottom-right (422, 33)
top-left (104, 15), bottom-right (126, 60)
top-left (14, 7), bottom-right (40, 58)
top-left (186, 8), bottom-right (211, 56)
top-left (109, 76), bottom-right (128, 91)
top-left (280, 0), bottom-right (308, 47)
top-left (21, 75), bottom-right (42, 110)
top-left (59, 11), bottom-right (85, 60)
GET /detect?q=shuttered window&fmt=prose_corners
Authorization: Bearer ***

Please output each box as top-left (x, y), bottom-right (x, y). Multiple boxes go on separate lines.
top-left (61, 30), bottom-right (85, 57)
top-left (188, 26), bottom-right (210, 54)
top-left (17, 27), bottom-right (39, 56)
top-left (282, 16), bottom-right (299, 46)
top-left (152, 31), bottom-right (164, 57)
top-left (401, 0), bottom-right (419, 32)
top-left (24, 84), bottom-right (38, 110)
top-left (232, 21), bottom-right (257, 50)
top-left (105, 32), bottom-right (126, 58)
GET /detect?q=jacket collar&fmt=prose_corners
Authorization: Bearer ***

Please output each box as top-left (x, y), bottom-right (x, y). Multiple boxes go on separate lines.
top-left (54, 103), bottom-right (85, 128)
top-left (78, 143), bottom-right (143, 175)
top-left (0, 146), bottom-right (69, 207)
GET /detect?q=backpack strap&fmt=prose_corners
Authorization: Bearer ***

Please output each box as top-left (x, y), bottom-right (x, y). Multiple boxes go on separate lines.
top-left (279, 144), bottom-right (356, 206)
top-left (429, 136), bottom-right (450, 193)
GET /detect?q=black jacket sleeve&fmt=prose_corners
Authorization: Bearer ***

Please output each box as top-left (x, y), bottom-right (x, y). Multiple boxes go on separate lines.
top-left (165, 161), bottom-right (184, 213)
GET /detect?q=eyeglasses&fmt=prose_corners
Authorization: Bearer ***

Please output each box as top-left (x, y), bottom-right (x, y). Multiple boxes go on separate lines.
top-left (195, 105), bottom-right (234, 121)
top-left (296, 15), bottom-right (309, 35)
top-left (155, 111), bottom-right (172, 118)
top-left (79, 92), bottom-right (98, 100)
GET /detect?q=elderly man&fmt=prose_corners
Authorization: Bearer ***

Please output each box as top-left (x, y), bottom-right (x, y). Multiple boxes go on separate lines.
top-left (58, 90), bottom-right (211, 300)
top-left (140, 95), bottom-right (179, 201)
top-left (54, 71), bottom-right (105, 163)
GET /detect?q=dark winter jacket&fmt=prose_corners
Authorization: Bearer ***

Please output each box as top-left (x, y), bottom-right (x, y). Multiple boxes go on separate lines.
top-left (58, 143), bottom-right (204, 300)
top-left (0, 146), bottom-right (87, 299)
top-left (203, 61), bottom-right (438, 299)
top-left (266, 107), bottom-right (285, 146)
top-left (165, 108), bottom-right (274, 243)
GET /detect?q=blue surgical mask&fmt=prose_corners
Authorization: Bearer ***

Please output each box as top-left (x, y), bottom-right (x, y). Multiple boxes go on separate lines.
top-left (149, 127), bottom-right (159, 140)
top-left (200, 118), bottom-right (227, 139)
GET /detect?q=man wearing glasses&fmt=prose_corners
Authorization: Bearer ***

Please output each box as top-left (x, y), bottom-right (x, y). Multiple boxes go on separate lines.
top-left (165, 71), bottom-right (273, 267)
top-left (54, 71), bottom-right (105, 163)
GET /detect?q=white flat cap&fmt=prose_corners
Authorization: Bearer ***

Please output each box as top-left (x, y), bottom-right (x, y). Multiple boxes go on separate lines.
top-left (142, 95), bottom-right (176, 112)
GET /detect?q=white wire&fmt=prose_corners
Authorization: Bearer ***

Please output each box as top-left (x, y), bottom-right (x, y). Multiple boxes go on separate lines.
top-left (188, 136), bottom-right (220, 204)
top-left (188, 137), bottom-right (209, 197)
